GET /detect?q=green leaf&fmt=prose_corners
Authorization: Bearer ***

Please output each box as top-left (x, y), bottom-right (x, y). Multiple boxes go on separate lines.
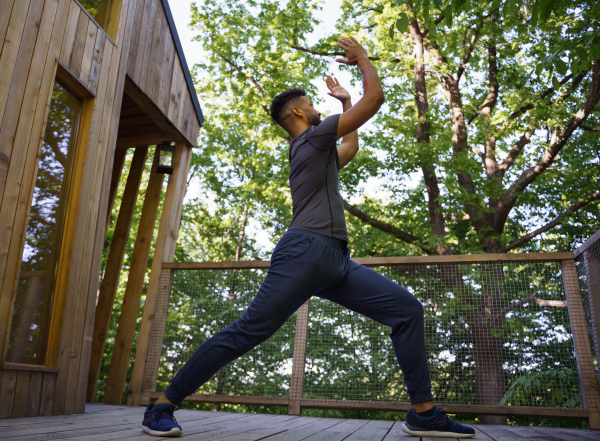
top-left (552, 76), bottom-right (560, 90)
top-left (535, 63), bottom-right (544, 76)
top-left (396, 13), bottom-right (409, 33)
top-left (554, 58), bottom-right (567, 76)
top-left (389, 23), bottom-right (396, 39)
top-left (444, 4), bottom-right (453, 27)
top-left (590, 44), bottom-right (600, 61)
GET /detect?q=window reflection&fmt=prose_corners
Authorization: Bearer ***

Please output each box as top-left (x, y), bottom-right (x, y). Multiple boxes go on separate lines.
top-left (6, 81), bottom-right (80, 365)
top-left (78, 0), bottom-right (114, 31)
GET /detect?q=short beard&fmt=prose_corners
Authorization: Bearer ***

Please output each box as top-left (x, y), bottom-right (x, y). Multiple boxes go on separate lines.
top-left (307, 113), bottom-right (321, 127)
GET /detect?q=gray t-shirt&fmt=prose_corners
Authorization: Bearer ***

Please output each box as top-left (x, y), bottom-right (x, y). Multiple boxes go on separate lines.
top-left (288, 114), bottom-right (347, 241)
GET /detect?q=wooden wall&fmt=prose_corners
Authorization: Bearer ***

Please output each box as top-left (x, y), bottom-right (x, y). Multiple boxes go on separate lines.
top-left (0, 0), bottom-right (201, 418)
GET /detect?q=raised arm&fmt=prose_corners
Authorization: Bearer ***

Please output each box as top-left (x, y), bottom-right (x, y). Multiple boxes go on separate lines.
top-left (335, 37), bottom-right (384, 139)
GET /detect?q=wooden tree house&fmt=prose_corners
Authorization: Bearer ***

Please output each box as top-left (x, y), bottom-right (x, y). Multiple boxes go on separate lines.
top-left (0, 0), bottom-right (203, 418)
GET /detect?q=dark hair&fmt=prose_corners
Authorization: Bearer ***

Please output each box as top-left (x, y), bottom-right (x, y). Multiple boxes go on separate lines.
top-left (270, 88), bottom-right (306, 125)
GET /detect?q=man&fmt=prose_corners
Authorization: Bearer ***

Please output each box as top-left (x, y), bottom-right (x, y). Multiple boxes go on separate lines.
top-left (141, 37), bottom-right (476, 439)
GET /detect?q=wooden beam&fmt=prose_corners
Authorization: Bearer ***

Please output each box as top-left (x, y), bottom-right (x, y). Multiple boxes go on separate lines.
top-left (115, 124), bottom-right (167, 149)
top-left (104, 148), bottom-right (127, 237)
top-left (562, 259), bottom-right (600, 429)
top-left (87, 147), bottom-right (148, 404)
top-left (574, 230), bottom-right (600, 259)
top-left (583, 250), bottom-right (600, 362)
top-left (161, 252), bottom-right (576, 270)
top-left (124, 75), bottom-right (191, 146)
top-left (148, 392), bottom-right (591, 419)
top-left (128, 144), bottom-right (190, 405)
top-left (103, 147), bottom-right (165, 404)
top-left (289, 300), bottom-right (310, 416)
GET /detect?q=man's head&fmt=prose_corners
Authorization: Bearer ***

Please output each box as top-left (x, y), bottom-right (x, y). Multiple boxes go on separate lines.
top-left (270, 89), bottom-right (321, 136)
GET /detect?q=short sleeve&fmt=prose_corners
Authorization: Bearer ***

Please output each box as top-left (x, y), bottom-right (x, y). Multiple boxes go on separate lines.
top-left (305, 114), bottom-right (340, 151)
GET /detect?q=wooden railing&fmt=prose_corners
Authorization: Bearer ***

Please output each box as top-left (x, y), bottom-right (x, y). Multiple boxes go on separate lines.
top-left (130, 250), bottom-right (600, 428)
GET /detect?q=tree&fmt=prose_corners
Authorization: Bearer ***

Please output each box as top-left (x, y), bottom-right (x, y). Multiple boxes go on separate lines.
top-left (181, 0), bottom-right (600, 424)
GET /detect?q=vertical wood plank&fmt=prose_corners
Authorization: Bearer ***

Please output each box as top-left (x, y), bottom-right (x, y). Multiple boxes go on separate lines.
top-left (78, 20), bottom-right (98, 85)
top-left (175, 72), bottom-right (188, 131)
top-left (105, 148), bottom-right (165, 405)
top-left (40, 372), bottom-right (56, 416)
top-left (142, 4), bottom-right (162, 92)
top-left (167, 63), bottom-right (182, 122)
top-left (11, 370), bottom-right (31, 418)
top-left (26, 371), bottom-right (44, 417)
top-left (0, 371), bottom-right (17, 419)
top-left (149, 13), bottom-right (168, 103)
top-left (62, 40), bottom-right (115, 416)
top-left (59, 1), bottom-right (81, 65)
top-left (0, 0), bottom-right (60, 360)
top-left (68, 11), bottom-right (89, 76)
top-left (75, 0), bottom-right (139, 412)
top-left (0, 0), bottom-right (32, 131)
top-left (51, 39), bottom-right (114, 416)
top-left (129, 144), bottom-right (190, 405)
top-left (157, 37), bottom-right (175, 113)
top-left (289, 300), bottom-right (310, 415)
top-left (0, 0), bottom-right (17, 57)
top-left (562, 259), bottom-right (600, 429)
top-left (88, 146), bottom-right (148, 405)
top-left (584, 250), bottom-right (600, 360)
top-left (168, 145), bottom-right (192, 259)
top-left (104, 148), bottom-right (128, 237)
top-left (126, 0), bottom-right (145, 78)
top-left (132, 0), bottom-right (154, 84)
top-left (88, 32), bottom-right (107, 94)
top-left (135, 0), bottom-right (158, 87)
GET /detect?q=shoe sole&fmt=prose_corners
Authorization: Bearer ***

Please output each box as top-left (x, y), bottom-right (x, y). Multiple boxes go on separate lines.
top-left (402, 422), bottom-right (475, 438)
top-left (142, 425), bottom-right (182, 437)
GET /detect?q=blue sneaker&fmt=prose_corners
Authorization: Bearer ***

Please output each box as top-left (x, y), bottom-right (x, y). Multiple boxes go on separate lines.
top-left (402, 407), bottom-right (476, 438)
top-left (141, 403), bottom-right (182, 437)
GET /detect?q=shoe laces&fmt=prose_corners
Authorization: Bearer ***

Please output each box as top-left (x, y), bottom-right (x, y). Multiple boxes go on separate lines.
top-left (153, 405), bottom-right (178, 423)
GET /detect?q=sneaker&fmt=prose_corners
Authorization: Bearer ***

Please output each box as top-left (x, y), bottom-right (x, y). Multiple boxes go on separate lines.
top-left (402, 407), bottom-right (476, 438)
top-left (141, 403), bottom-right (183, 437)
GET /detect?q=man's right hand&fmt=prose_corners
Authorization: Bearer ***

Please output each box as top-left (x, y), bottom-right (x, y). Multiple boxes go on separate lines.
top-left (336, 37), bottom-right (369, 66)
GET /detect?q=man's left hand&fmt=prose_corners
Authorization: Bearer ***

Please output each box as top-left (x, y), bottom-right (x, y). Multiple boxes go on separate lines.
top-left (326, 75), bottom-right (351, 103)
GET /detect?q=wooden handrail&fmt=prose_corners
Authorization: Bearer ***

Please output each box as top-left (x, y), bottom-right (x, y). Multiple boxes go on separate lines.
top-left (162, 252), bottom-right (575, 270)
top-left (574, 229), bottom-right (600, 259)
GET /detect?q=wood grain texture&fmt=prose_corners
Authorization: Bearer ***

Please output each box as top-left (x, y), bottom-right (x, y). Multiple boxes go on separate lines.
top-left (105, 148), bottom-right (163, 406)
top-left (0, 0), bottom-right (58, 362)
top-left (0, 0), bottom-right (32, 132)
top-left (0, 371), bottom-right (17, 419)
top-left (78, 19), bottom-right (98, 85)
top-left (77, 0), bottom-right (139, 412)
top-left (11, 370), bottom-right (31, 418)
top-left (126, 0), bottom-right (145, 78)
top-left (0, 0), bottom-right (17, 57)
top-left (132, 0), bottom-right (154, 84)
top-left (143, 5), bottom-right (162, 93)
top-left (69, 11), bottom-right (89, 76)
top-left (88, 31), bottom-right (107, 93)
top-left (26, 371), bottom-right (43, 417)
top-left (59, 1), bottom-right (82, 65)
top-left (39, 372), bottom-right (56, 416)
top-left (289, 300), bottom-right (310, 415)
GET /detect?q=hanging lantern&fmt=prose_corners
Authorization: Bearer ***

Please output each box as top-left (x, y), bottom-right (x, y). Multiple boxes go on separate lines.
top-left (156, 141), bottom-right (174, 174)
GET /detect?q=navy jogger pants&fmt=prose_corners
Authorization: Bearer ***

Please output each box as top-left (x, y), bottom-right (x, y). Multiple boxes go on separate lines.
top-left (164, 229), bottom-right (433, 405)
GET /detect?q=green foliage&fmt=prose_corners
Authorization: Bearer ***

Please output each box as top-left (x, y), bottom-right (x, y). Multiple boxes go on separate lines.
top-left (499, 368), bottom-right (581, 407)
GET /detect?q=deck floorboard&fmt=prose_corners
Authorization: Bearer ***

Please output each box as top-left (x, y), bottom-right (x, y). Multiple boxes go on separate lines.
top-left (1, 404), bottom-right (599, 440)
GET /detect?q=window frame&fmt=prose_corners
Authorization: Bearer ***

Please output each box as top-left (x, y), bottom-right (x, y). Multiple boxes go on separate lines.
top-left (2, 61), bottom-right (95, 370)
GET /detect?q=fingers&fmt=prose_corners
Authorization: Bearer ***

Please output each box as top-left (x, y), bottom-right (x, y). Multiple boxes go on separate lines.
top-left (335, 58), bottom-right (349, 64)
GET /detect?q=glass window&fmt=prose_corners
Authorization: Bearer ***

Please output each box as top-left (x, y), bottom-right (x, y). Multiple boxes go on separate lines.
top-left (78, 0), bottom-right (114, 32)
top-left (6, 81), bottom-right (81, 365)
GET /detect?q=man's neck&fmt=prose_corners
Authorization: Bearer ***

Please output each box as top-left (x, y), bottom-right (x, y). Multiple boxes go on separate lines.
top-left (288, 122), bottom-right (310, 140)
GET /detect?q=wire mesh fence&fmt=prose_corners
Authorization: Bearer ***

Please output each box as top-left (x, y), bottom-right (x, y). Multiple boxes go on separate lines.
top-left (155, 257), bottom-right (586, 411)
top-left (575, 233), bottom-right (600, 395)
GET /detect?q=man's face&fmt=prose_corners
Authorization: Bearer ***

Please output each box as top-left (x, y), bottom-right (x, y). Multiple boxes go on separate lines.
top-left (299, 96), bottom-right (321, 126)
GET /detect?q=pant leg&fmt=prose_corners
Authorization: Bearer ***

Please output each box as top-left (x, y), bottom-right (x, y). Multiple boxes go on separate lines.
top-left (317, 262), bottom-right (433, 404)
top-left (164, 231), bottom-right (346, 405)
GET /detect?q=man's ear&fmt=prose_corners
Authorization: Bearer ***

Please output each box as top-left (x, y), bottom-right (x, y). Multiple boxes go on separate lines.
top-left (291, 106), bottom-right (303, 118)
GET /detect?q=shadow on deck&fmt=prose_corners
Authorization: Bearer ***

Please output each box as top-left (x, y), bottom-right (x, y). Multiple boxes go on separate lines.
top-left (1, 403), bottom-right (599, 441)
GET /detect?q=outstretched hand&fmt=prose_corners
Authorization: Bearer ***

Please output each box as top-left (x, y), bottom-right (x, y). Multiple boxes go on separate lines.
top-left (326, 75), bottom-right (351, 102)
top-left (336, 36), bottom-right (369, 65)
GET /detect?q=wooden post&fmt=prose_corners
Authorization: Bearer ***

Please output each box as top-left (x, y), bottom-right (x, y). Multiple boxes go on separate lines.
top-left (562, 259), bottom-right (600, 429)
top-left (86, 146), bottom-right (148, 403)
top-left (583, 250), bottom-right (600, 359)
top-left (289, 300), bottom-right (310, 416)
top-left (103, 147), bottom-right (165, 404)
top-left (128, 144), bottom-right (191, 406)
top-left (104, 148), bottom-right (127, 236)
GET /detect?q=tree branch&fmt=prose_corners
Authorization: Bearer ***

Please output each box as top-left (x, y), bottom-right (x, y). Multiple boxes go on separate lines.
top-left (290, 45), bottom-right (397, 63)
top-left (218, 54), bottom-right (269, 115)
top-left (456, 19), bottom-right (483, 81)
top-left (500, 191), bottom-right (600, 252)
top-left (580, 123), bottom-right (600, 131)
top-left (495, 56), bottom-right (600, 231)
top-left (343, 201), bottom-right (436, 255)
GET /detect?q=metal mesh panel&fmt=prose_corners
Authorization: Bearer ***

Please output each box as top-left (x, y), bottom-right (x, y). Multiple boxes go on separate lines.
top-left (157, 268), bottom-right (294, 397)
top-left (156, 260), bottom-right (582, 408)
top-left (575, 236), bottom-right (600, 394)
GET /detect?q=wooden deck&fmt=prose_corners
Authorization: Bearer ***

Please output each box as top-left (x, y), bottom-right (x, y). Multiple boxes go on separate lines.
top-left (1, 403), bottom-right (600, 441)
